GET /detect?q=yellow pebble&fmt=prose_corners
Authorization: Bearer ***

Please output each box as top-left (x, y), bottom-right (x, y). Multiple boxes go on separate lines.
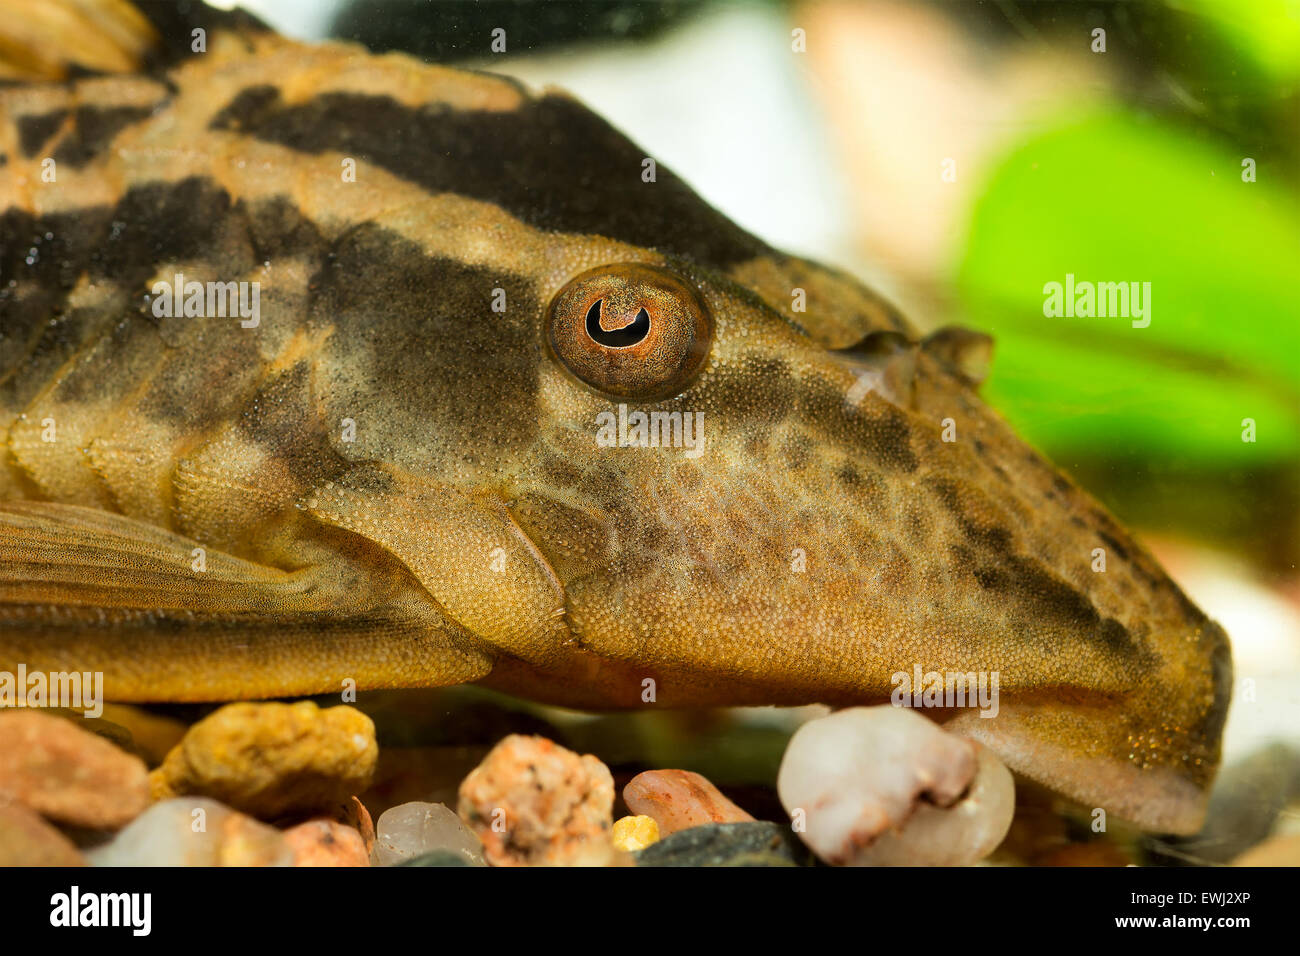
top-left (612, 815), bottom-right (661, 852)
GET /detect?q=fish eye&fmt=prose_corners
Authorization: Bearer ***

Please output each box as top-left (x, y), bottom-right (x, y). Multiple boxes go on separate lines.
top-left (547, 263), bottom-right (713, 399)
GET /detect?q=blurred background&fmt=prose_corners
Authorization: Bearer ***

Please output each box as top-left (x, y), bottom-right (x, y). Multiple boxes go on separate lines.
top-left (216, 0), bottom-right (1300, 862)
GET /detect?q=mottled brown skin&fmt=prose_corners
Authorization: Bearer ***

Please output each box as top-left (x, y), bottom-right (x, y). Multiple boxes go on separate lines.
top-left (0, 13), bottom-right (1229, 833)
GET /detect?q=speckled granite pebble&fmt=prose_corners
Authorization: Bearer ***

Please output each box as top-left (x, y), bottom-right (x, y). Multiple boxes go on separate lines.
top-left (458, 734), bottom-right (615, 867)
top-left (284, 818), bottom-right (370, 867)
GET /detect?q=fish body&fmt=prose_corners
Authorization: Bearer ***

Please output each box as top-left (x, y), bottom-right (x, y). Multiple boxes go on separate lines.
top-left (0, 4), bottom-right (1229, 833)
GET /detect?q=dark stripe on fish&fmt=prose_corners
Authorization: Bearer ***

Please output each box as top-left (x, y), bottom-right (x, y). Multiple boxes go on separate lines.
top-left (925, 474), bottom-right (1153, 664)
top-left (209, 86), bottom-right (769, 269)
top-left (1, 172), bottom-right (542, 476)
top-left (17, 110), bottom-right (68, 157)
top-left (309, 222), bottom-right (543, 459)
top-left (51, 104), bottom-right (160, 167)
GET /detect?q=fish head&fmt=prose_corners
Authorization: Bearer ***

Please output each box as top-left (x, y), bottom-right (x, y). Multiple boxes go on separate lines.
top-left (434, 94), bottom-right (1231, 835)
top-left (263, 74), bottom-right (1227, 833)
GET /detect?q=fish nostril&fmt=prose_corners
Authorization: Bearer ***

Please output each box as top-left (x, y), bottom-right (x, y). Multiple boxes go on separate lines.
top-left (834, 331), bottom-right (918, 410)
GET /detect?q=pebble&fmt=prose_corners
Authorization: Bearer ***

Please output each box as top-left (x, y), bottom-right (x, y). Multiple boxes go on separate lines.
top-left (398, 850), bottom-right (474, 867)
top-left (847, 743), bottom-right (1015, 865)
top-left (0, 710), bottom-right (149, 829)
top-left (0, 803), bottom-right (85, 866)
top-left (635, 822), bottom-right (812, 867)
top-left (333, 795), bottom-right (375, 854)
top-left (371, 801), bottom-right (485, 867)
top-left (42, 708), bottom-right (135, 753)
top-left (777, 705), bottom-right (1013, 866)
top-left (284, 818), bottom-right (370, 866)
top-left (87, 798), bottom-right (292, 866)
top-left (458, 734), bottom-right (616, 866)
top-left (612, 815), bottom-right (661, 852)
top-left (149, 701), bottom-right (377, 820)
top-left (623, 769), bottom-right (755, 835)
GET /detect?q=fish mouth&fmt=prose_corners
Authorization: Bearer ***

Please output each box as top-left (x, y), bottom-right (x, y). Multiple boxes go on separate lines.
top-left (947, 609), bottom-right (1232, 834)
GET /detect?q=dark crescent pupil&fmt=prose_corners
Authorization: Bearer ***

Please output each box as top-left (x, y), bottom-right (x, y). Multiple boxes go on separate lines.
top-left (585, 299), bottom-right (651, 348)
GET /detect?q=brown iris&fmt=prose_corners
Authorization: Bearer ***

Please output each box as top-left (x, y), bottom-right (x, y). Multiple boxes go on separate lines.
top-left (547, 263), bottom-right (713, 399)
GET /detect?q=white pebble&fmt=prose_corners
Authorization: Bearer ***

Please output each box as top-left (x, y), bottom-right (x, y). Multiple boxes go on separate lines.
top-left (777, 705), bottom-right (1014, 866)
top-left (87, 798), bottom-right (291, 867)
top-left (371, 801), bottom-right (485, 866)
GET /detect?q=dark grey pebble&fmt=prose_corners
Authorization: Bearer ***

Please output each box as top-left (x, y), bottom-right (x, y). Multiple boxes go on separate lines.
top-left (397, 850), bottom-right (473, 867)
top-left (635, 822), bottom-right (813, 867)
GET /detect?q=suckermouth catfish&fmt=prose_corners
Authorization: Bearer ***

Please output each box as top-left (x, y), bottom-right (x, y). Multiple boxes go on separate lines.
top-left (0, 2), bottom-right (1230, 834)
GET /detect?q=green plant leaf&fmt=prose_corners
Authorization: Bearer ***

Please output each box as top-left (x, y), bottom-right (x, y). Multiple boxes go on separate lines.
top-left (956, 109), bottom-right (1300, 466)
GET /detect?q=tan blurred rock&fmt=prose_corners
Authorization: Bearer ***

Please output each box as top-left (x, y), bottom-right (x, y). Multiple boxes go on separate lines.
top-left (150, 701), bottom-right (377, 820)
top-left (0, 803), bottom-right (85, 866)
top-left (0, 710), bottom-right (149, 829)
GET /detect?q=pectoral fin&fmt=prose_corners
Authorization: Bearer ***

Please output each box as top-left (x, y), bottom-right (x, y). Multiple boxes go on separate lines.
top-left (304, 463), bottom-right (570, 665)
top-left (0, 499), bottom-right (492, 700)
top-left (0, 499), bottom-right (343, 613)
